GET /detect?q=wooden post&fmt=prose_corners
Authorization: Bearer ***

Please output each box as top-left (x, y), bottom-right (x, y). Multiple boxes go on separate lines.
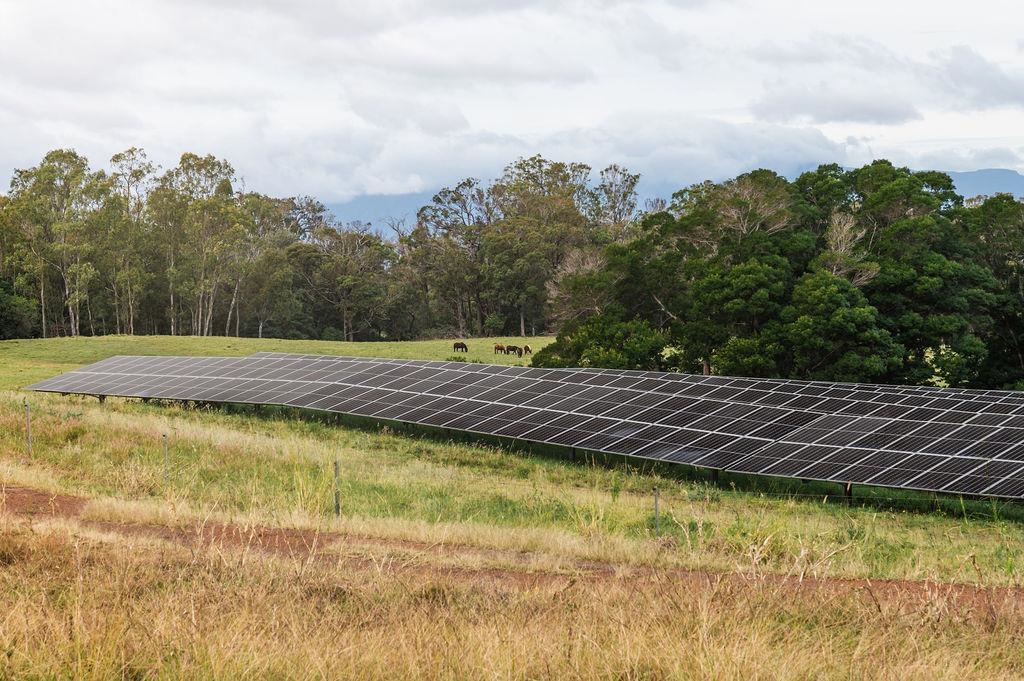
top-left (571, 447), bottom-right (577, 463)
top-left (710, 469), bottom-right (720, 485)
top-left (653, 486), bottom-right (660, 536)
top-left (163, 433), bottom-right (169, 488)
top-left (24, 400), bottom-right (32, 457)
top-left (97, 394), bottom-right (106, 404)
top-left (333, 459), bottom-right (341, 518)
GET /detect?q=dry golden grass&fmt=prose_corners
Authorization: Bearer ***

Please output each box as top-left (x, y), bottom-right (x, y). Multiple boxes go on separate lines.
top-left (2, 516), bottom-right (1024, 680)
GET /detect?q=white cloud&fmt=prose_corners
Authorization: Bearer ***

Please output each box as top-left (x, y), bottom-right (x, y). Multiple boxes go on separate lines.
top-left (928, 45), bottom-right (1024, 109)
top-left (1, 0), bottom-right (1022, 204)
top-left (752, 84), bottom-right (922, 125)
top-left (916, 147), bottom-right (1024, 172)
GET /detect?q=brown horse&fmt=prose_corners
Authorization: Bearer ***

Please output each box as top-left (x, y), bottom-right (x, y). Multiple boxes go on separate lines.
top-left (522, 344), bottom-right (532, 355)
top-left (453, 341), bottom-right (468, 353)
top-left (493, 343), bottom-right (506, 355)
top-left (505, 344), bottom-right (522, 358)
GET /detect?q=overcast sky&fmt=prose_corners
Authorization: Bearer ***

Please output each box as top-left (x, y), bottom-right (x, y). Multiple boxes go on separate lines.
top-left (2, 0), bottom-right (1022, 204)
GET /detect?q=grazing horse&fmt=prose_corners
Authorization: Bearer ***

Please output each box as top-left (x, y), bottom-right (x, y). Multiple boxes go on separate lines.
top-left (522, 344), bottom-right (532, 355)
top-left (453, 341), bottom-right (468, 353)
top-left (493, 343), bottom-right (506, 355)
top-left (505, 344), bottom-right (522, 358)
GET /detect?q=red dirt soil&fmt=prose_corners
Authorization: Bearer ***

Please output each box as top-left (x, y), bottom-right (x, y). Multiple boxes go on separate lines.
top-left (3, 484), bottom-right (1024, 611)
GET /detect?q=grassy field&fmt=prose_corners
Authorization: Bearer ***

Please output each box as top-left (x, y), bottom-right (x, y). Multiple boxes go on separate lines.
top-left (3, 335), bottom-right (1024, 678)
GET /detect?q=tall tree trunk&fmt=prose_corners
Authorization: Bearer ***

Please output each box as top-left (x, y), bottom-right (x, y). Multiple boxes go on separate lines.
top-left (87, 297), bottom-right (95, 336)
top-left (123, 268), bottom-right (135, 335)
top-left (474, 292), bottom-right (484, 335)
top-left (455, 297), bottom-right (466, 337)
top-left (112, 277), bottom-right (121, 335)
top-left (225, 278), bottom-right (240, 336)
top-left (204, 288), bottom-right (217, 336)
top-left (519, 303), bottom-right (526, 337)
top-left (127, 279), bottom-right (136, 335)
top-left (39, 277), bottom-right (47, 339)
top-left (702, 357), bottom-right (711, 376)
top-left (168, 249), bottom-right (176, 336)
top-left (64, 275), bottom-right (77, 338)
top-left (258, 319), bottom-right (264, 339)
top-left (224, 297), bottom-right (233, 337)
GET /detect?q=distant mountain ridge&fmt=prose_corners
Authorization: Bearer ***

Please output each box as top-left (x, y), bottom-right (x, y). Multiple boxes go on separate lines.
top-left (944, 169), bottom-right (1024, 200)
top-left (327, 168), bottom-right (1024, 227)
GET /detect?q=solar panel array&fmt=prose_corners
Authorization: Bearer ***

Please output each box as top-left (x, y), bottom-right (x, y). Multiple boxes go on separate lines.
top-left (27, 352), bottom-right (1024, 499)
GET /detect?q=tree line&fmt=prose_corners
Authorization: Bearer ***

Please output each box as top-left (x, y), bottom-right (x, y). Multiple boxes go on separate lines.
top-left (0, 149), bottom-right (638, 342)
top-left (3, 149), bottom-right (1024, 388)
top-left (533, 162), bottom-right (1024, 388)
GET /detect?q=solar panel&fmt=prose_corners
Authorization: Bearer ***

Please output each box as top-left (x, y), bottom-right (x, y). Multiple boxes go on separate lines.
top-left (249, 351), bottom-right (1024, 412)
top-left (27, 352), bottom-right (1024, 500)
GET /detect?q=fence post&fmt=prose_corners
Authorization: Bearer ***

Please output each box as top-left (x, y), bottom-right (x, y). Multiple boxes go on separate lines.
top-left (163, 433), bottom-right (169, 488)
top-left (24, 400), bottom-right (32, 457)
top-left (653, 486), bottom-right (660, 536)
top-left (333, 459), bottom-right (341, 518)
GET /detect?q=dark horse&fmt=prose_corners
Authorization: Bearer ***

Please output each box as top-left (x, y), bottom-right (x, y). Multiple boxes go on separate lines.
top-left (505, 344), bottom-right (523, 358)
top-left (493, 343), bottom-right (506, 355)
top-left (453, 341), bottom-right (469, 353)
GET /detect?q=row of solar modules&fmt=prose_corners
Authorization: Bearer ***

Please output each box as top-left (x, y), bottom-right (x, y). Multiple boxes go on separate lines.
top-left (241, 354), bottom-right (1024, 496)
top-left (58, 352), bottom-right (1024, 427)
top-left (251, 352), bottom-right (1024, 415)
top-left (254, 352), bottom-right (1024, 403)
top-left (28, 353), bottom-right (1024, 499)
top-left (46, 353), bottom-right (1024, 448)
top-left (32, 352), bottom-right (1024, 458)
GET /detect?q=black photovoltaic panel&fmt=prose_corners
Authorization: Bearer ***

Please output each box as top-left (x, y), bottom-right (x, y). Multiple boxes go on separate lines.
top-left (250, 352), bottom-right (1024, 410)
top-left (27, 353), bottom-right (1024, 500)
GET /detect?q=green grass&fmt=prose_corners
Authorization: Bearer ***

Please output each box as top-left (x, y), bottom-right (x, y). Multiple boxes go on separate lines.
top-left (4, 334), bottom-right (1024, 585)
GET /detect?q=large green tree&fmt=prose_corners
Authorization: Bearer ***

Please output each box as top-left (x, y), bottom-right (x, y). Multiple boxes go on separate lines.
top-left (5, 149), bottom-right (110, 336)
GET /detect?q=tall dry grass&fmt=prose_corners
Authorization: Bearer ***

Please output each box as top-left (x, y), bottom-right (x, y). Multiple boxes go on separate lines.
top-left (2, 517), bottom-right (1023, 680)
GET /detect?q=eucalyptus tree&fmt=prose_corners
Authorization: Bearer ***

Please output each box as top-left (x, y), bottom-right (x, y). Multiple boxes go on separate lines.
top-left (244, 248), bottom-right (300, 338)
top-left (292, 221), bottom-right (396, 341)
top-left (6, 149), bottom-right (110, 336)
top-left (414, 177), bottom-right (497, 335)
top-left (108, 147), bottom-right (156, 334)
top-left (0, 195), bottom-right (36, 338)
top-left (224, 192), bottom-right (297, 336)
top-left (149, 153), bottom-right (237, 335)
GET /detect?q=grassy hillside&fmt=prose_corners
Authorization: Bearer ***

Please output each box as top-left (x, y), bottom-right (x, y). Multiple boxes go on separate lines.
top-left (3, 335), bottom-right (1024, 678)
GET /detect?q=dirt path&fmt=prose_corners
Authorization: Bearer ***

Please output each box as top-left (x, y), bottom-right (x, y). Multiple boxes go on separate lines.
top-left (3, 484), bottom-right (1023, 610)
